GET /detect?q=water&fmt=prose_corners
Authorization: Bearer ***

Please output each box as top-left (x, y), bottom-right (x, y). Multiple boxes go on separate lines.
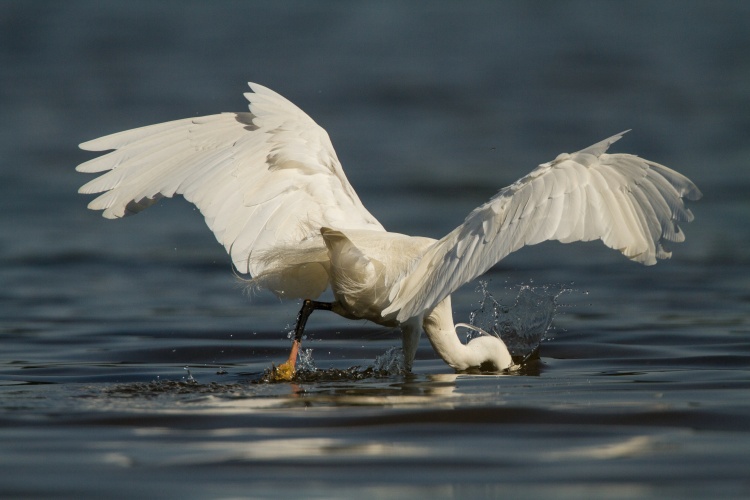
top-left (465, 281), bottom-right (567, 362)
top-left (2, 1), bottom-right (750, 498)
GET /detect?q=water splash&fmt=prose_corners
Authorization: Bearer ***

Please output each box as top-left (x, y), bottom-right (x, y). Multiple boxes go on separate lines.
top-left (255, 345), bottom-right (406, 383)
top-left (286, 327), bottom-right (304, 340)
top-left (467, 281), bottom-right (569, 361)
top-left (296, 348), bottom-right (317, 373)
top-left (183, 366), bottom-right (198, 384)
top-left (373, 346), bottom-right (407, 375)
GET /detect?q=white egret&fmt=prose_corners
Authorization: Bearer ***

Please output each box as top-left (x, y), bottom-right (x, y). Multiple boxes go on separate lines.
top-left (77, 82), bottom-right (701, 379)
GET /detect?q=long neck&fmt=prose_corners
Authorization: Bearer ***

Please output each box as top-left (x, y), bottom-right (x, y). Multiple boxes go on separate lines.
top-left (422, 296), bottom-right (512, 371)
top-left (422, 296), bottom-right (480, 370)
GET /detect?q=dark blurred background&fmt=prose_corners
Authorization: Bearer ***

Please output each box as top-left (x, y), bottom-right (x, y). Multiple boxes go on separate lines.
top-left (1, 0), bottom-right (747, 310)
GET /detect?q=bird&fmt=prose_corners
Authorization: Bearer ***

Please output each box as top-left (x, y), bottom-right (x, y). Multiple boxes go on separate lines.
top-left (76, 82), bottom-right (701, 379)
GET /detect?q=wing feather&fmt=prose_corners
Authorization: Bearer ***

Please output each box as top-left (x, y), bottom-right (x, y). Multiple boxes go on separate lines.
top-left (383, 131), bottom-right (701, 322)
top-left (77, 83), bottom-right (384, 279)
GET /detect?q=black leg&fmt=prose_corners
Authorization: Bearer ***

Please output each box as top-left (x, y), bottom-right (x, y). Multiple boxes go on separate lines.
top-left (293, 299), bottom-right (334, 342)
top-left (274, 299), bottom-right (333, 381)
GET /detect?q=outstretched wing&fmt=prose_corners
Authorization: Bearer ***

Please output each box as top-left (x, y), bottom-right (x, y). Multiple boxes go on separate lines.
top-left (77, 83), bottom-right (384, 276)
top-left (383, 131), bottom-right (702, 322)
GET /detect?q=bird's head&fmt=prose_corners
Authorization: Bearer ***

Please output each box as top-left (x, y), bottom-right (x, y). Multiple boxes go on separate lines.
top-left (456, 323), bottom-right (513, 372)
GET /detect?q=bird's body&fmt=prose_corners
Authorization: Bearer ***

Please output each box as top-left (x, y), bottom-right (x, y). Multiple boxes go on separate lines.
top-left (77, 82), bottom-right (701, 376)
top-left (322, 229), bottom-right (434, 327)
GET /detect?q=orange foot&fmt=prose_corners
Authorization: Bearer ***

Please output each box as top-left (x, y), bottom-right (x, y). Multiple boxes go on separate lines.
top-left (272, 361), bottom-right (296, 381)
top-left (272, 339), bottom-right (300, 382)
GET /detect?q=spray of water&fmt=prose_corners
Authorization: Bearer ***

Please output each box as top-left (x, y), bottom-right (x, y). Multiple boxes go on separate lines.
top-left (373, 346), bottom-right (407, 374)
top-left (466, 281), bottom-right (569, 362)
top-left (296, 347), bottom-right (317, 373)
top-left (182, 366), bottom-right (198, 384)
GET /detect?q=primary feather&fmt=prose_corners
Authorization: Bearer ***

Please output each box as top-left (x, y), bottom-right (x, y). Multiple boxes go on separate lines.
top-left (382, 131), bottom-right (701, 322)
top-left (78, 83), bottom-right (383, 287)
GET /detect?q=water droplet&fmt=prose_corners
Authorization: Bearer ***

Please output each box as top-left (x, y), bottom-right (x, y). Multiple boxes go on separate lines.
top-left (296, 348), bottom-right (317, 373)
top-left (468, 281), bottom-right (570, 360)
top-left (183, 366), bottom-right (197, 384)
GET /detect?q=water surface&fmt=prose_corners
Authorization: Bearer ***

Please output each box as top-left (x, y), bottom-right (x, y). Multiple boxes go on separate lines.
top-left (2, 2), bottom-right (749, 499)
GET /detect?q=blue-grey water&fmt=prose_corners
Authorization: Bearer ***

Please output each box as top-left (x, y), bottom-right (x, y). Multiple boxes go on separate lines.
top-left (2, 1), bottom-right (749, 498)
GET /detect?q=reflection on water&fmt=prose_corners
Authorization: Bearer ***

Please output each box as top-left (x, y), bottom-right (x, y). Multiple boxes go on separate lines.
top-left (99, 372), bottom-right (467, 410)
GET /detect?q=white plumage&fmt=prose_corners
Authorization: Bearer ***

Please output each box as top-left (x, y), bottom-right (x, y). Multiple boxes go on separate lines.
top-left (77, 82), bottom-right (701, 374)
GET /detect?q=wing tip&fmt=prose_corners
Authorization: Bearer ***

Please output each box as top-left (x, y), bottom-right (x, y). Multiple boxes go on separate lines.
top-left (685, 184), bottom-right (703, 201)
top-left (578, 129), bottom-right (631, 157)
top-left (79, 138), bottom-right (106, 152)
